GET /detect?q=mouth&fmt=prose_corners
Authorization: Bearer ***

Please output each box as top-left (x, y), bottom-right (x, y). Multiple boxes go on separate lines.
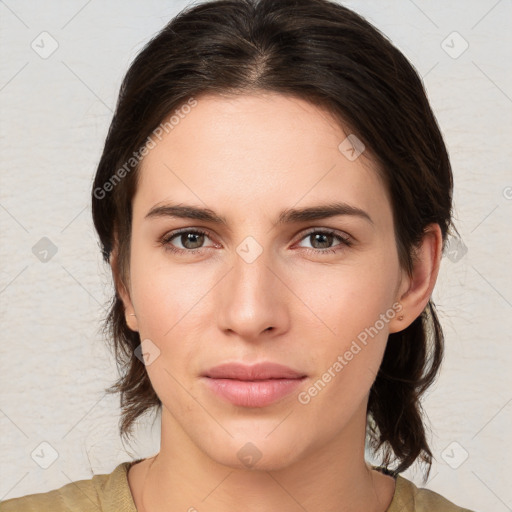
top-left (202, 362), bottom-right (307, 408)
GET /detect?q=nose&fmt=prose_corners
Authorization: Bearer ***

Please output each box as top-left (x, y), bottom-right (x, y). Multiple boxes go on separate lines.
top-left (216, 245), bottom-right (290, 342)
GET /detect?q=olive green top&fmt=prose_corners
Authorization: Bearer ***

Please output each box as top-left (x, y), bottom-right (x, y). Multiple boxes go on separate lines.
top-left (0, 462), bottom-right (475, 511)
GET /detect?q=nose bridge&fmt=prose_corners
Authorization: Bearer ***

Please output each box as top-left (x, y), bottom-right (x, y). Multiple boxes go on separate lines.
top-left (216, 239), bottom-right (288, 338)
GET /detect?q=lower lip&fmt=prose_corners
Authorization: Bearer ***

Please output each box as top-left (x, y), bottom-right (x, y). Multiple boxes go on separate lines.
top-left (203, 377), bottom-right (305, 407)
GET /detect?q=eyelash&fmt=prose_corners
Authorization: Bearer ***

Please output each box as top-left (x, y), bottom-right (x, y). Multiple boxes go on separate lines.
top-left (159, 227), bottom-right (353, 256)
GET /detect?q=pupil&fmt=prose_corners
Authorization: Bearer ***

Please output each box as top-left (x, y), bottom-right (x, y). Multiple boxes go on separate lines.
top-left (183, 233), bottom-right (203, 249)
top-left (313, 233), bottom-right (332, 249)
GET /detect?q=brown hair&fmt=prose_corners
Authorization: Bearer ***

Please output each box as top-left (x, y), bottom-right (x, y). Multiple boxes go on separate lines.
top-left (92, 0), bottom-right (453, 481)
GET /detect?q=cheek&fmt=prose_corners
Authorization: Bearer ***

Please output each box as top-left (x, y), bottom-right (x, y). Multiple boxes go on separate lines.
top-left (129, 241), bottom-right (216, 337)
top-left (290, 255), bottom-right (400, 400)
top-left (127, 249), bottom-right (217, 398)
top-left (291, 258), bottom-right (399, 343)
top-left (295, 274), bottom-right (396, 426)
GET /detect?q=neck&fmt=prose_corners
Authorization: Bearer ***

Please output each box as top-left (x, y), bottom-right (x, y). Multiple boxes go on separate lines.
top-left (134, 406), bottom-right (395, 512)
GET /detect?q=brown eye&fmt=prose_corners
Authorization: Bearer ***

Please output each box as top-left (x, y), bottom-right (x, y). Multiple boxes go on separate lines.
top-left (178, 232), bottom-right (205, 249)
top-left (160, 229), bottom-right (214, 254)
top-left (309, 232), bottom-right (335, 249)
top-left (296, 229), bottom-right (352, 255)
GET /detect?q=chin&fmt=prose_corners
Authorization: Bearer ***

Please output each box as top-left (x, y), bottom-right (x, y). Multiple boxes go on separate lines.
top-left (202, 433), bottom-right (305, 472)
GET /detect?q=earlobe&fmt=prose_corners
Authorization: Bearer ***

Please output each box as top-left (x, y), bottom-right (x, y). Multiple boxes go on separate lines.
top-left (125, 312), bottom-right (139, 332)
top-left (121, 291), bottom-right (139, 332)
top-left (389, 223), bottom-right (443, 334)
top-left (110, 247), bottom-right (139, 332)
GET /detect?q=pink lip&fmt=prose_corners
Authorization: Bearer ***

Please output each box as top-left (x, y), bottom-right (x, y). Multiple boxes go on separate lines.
top-left (204, 362), bottom-right (305, 380)
top-left (202, 362), bottom-right (307, 407)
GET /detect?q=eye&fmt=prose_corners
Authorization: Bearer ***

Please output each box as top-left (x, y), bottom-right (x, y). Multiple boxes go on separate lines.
top-left (295, 229), bottom-right (352, 255)
top-left (160, 228), bottom-right (216, 254)
top-left (159, 227), bottom-right (353, 256)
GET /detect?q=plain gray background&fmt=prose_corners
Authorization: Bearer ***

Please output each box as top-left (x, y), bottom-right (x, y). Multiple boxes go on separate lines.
top-left (1, 1), bottom-right (511, 510)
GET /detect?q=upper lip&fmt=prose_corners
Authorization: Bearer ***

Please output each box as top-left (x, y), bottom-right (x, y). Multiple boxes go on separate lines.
top-left (203, 362), bottom-right (306, 380)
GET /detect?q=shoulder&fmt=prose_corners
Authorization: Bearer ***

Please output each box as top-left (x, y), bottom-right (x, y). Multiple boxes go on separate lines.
top-left (388, 474), bottom-right (477, 512)
top-left (0, 462), bottom-right (137, 512)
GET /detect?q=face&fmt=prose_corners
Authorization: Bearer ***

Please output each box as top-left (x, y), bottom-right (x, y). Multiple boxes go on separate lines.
top-left (120, 92), bottom-right (410, 470)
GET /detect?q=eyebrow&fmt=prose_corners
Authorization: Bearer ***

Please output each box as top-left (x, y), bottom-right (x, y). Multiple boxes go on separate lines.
top-left (145, 201), bottom-right (373, 226)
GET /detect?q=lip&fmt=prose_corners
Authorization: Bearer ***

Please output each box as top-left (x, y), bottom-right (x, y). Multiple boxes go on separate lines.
top-left (202, 362), bottom-right (307, 407)
top-left (204, 362), bottom-right (305, 380)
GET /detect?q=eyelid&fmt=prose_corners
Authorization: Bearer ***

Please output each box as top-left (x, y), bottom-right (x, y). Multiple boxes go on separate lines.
top-left (294, 226), bottom-right (353, 245)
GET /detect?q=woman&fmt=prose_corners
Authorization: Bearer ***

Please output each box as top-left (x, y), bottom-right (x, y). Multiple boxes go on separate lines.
top-left (1, 0), bottom-right (476, 510)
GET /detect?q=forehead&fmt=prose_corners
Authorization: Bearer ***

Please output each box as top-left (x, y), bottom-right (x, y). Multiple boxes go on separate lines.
top-left (134, 92), bottom-right (391, 225)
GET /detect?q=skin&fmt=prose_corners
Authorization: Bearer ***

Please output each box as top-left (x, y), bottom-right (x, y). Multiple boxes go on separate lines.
top-left (114, 91), bottom-right (443, 512)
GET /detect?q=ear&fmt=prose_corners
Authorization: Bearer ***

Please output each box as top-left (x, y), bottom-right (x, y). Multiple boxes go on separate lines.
top-left (388, 223), bottom-right (443, 333)
top-left (110, 245), bottom-right (139, 332)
